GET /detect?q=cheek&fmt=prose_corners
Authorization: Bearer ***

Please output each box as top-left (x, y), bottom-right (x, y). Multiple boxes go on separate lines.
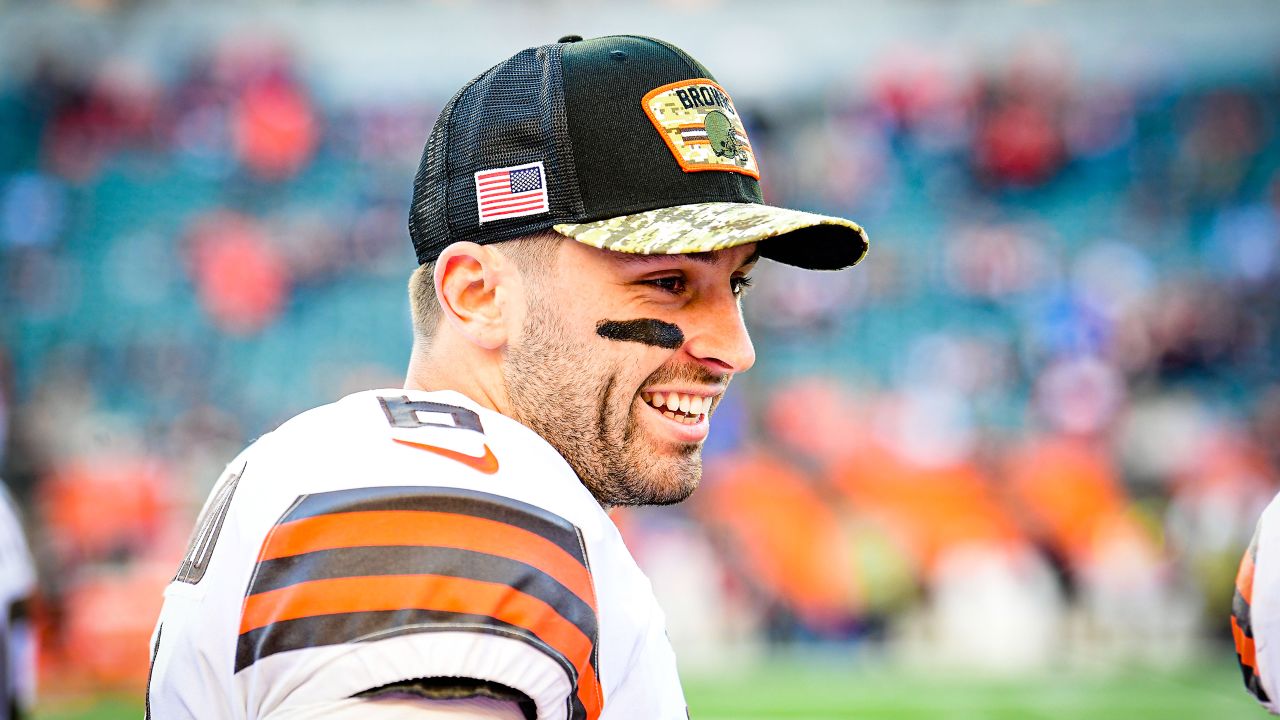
top-left (587, 345), bottom-right (657, 409)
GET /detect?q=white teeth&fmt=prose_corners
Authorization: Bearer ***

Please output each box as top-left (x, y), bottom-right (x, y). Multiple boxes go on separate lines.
top-left (644, 391), bottom-right (716, 420)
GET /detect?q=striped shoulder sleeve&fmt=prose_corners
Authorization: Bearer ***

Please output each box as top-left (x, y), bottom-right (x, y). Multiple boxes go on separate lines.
top-left (237, 485), bottom-right (602, 720)
top-left (1235, 524), bottom-right (1275, 712)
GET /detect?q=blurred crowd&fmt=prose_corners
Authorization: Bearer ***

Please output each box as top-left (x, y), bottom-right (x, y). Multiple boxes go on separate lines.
top-left (1, 29), bottom-right (1278, 693)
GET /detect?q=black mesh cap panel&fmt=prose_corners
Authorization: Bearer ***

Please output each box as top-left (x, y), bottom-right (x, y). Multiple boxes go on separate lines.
top-left (560, 36), bottom-right (762, 220)
top-left (408, 44), bottom-right (583, 265)
top-left (406, 85), bottom-right (463, 256)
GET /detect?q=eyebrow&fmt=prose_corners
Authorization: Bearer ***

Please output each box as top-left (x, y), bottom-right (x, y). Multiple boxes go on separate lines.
top-left (618, 247), bottom-right (761, 270)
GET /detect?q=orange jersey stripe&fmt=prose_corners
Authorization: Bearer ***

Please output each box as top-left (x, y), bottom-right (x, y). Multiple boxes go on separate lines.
top-left (1239, 547), bottom-right (1257, 602)
top-left (255, 510), bottom-right (596, 610)
top-left (1235, 614), bottom-right (1260, 671)
top-left (240, 573), bottom-right (602, 717)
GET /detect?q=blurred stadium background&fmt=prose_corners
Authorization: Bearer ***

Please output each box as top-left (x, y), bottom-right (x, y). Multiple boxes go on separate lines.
top-left (2, 0), bottom-right (1279, 717)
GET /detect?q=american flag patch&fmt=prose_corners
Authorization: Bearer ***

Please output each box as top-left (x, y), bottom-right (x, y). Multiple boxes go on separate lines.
top-left (475, 161), bottom-right (550, 224)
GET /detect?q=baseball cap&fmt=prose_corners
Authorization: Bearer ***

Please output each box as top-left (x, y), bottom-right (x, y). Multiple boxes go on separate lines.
top-left (408, 34), bottom-right (868, 270)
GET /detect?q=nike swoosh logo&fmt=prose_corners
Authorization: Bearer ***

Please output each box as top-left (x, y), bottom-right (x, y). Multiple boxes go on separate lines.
top-left (393, 439), bottom-right (500, 475)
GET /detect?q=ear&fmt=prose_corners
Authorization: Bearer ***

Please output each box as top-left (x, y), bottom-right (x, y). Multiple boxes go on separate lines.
top-left (433, 242), bottom-right (518, 350)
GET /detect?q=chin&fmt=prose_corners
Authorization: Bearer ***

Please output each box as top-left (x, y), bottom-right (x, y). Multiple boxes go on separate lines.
top-left (611, 452), bottom-right (702, 507)
top-left (642, 479), bottom-right (700, 507)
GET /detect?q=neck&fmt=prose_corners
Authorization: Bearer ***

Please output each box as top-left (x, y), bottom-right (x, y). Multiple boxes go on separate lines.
top-left (404, 341), bottom-right (510, 416)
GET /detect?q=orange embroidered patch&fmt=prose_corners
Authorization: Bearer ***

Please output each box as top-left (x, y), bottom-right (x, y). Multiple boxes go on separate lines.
top-left (642, 78), bottom-right (759, 179)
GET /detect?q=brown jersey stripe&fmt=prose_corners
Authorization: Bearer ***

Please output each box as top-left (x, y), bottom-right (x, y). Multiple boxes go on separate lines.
top-left (234, 609), bottom-right (592, 719)
top-left (254, 510), bottom-right (595, 609)
top-left (239, 573), bottom-right (602, 717)
top-left (278, 486), bottom-right (587, 561)
top-left (247, 545), bottom-right (597, 644)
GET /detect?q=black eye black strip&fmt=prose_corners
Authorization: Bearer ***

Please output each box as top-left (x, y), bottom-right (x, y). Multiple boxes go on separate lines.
top-left (595, 319), bottom-right (684, 349)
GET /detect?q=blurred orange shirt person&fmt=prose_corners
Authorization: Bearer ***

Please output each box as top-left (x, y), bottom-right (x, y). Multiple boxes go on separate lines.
top-left (185, 212), bottom-right (290, 335)
top-left (232, 72), bottom-right (318, 180)
top-left (1004, 435), bottom-right (1137, 571)
top-left (831, 440), bottom-right (1023, 574)
top-left (37, 456), bottom-right (172, 563)
top-left (697, 449), bottom-right (858, 630)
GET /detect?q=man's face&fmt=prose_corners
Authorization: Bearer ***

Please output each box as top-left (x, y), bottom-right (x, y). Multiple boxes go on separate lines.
top-left (503, 239), bottom-right (758, 507)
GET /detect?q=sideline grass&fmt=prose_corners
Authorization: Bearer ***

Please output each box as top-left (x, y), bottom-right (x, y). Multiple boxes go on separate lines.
top-left (681, 657), bottom-right (1258, 720)
top-left (37, 658), bottom-right (1259, 719)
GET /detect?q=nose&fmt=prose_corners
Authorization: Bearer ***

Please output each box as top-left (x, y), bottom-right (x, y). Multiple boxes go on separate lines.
top-left (682, 290), bottom-right (756, 375)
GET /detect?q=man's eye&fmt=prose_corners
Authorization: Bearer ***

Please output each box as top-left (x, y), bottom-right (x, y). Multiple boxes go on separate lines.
top-left (731, 275), bottom-right (754, 296)
top-left (647, 276), bottom-right (687, 294)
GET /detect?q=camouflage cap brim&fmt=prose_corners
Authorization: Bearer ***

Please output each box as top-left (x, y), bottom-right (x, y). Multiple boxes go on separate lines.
top-left (553, 202), bottom-right (868, 270)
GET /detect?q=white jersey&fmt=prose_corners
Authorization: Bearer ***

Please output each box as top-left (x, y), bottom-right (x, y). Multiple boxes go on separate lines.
top-left (0, 484), bottom-right (34, 717)
top-left (1236, 492), bottom-right (1280, 714)
top-left (148, 389), bottom-right (687, 720)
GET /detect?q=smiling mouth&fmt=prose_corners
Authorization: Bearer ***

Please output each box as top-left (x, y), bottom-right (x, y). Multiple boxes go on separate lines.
top-left (640, 391), bottom-right (712, 425)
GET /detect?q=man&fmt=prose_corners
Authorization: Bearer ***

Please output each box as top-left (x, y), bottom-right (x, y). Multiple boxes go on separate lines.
top-left (148, 34), bottom-right (867, 719)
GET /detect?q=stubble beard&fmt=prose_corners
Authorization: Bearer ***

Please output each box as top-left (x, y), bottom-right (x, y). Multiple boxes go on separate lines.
top-left (503, 300), bottom-right (703, 508)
